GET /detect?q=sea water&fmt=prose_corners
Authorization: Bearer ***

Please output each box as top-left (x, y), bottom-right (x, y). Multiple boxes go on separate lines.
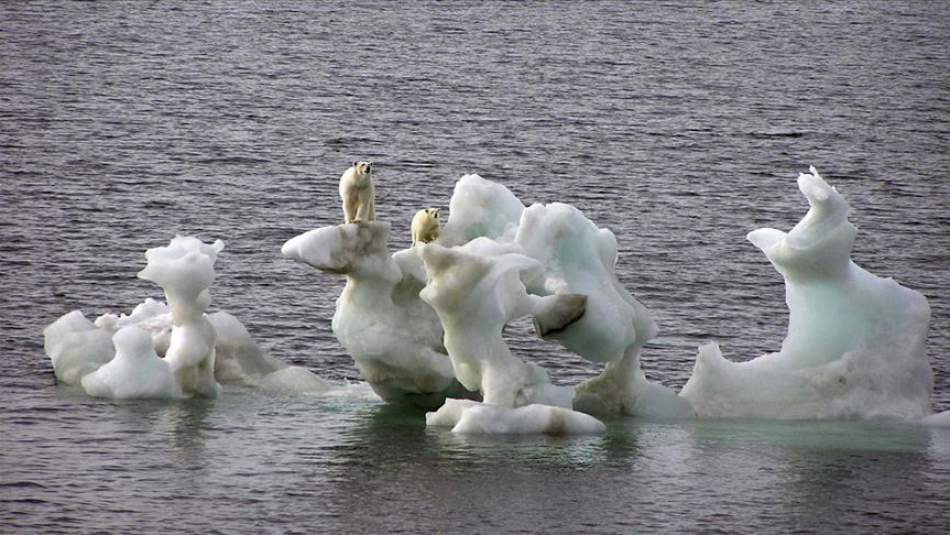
top-left (1, 1), bottom-right (948, 532)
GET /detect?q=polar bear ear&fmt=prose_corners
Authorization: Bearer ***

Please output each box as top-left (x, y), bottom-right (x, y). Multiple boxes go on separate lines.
top-left (432, 208), bottom-right (440, 218)
top-left (351, 161), bottom-right (358, 169)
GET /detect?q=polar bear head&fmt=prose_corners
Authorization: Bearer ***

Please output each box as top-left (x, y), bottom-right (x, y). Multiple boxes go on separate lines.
top-left (352, 161), bottom-right (374, 176)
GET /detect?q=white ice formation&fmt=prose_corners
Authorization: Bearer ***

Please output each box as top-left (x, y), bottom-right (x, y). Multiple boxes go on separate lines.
top-left (45, 166), bottom-right (940, 430)
top-left (429, 176), bottom-right (693, 423)
top-left (426, 399), bottom-right (606, 434)
top-left (513, 201), bottom-right (693, 418)
top-left (80, 325), bottom-right (181, 399)
top-left (284, 174), bottom-right (692, 432)
top-left (418, 242), bottom-right (580, 408)
top-left (285, 169), bottom-right (938, 432)
top-left (44, 310), bottom-right (115, 385)
top-left (680, 167), bottom-right (933, 420)
top-left (137, 236), bottom-right (224, 398)
top-left (44, 236), bottom-right (329, 400)
top-left (282, 223), bottom-right (474, 408)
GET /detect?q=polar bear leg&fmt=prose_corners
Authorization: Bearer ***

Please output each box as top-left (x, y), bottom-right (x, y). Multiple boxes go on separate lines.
top-left (355, 190), bottom-right (373, 223)
top-left (342, 193), bottom-right (358, 224)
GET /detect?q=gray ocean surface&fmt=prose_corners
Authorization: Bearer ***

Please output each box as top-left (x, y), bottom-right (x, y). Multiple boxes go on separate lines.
top-left (1, 1), bottom-right (948, 533)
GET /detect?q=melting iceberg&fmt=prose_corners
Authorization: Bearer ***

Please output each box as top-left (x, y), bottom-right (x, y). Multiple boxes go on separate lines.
top-left (285, 168), bottom-right (937, 431)
top-left (44, 166), bottom-right (939, 432)
top-left (281, 222), bottom-right (476, 408)
top-left (680, 167), bottom-right (933, 420)
top-left (44, 236), bottom-right (329, 399)
top-left (442, 177), bottom-right (693, 418)
top-left (284, 174), bottom-right (691, 431)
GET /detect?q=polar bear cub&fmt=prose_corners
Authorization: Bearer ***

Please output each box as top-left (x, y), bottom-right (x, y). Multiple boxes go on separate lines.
top-left (339, 161), bottom-right (375, 224)
top-left (411, 207), bottom-right (441, 246)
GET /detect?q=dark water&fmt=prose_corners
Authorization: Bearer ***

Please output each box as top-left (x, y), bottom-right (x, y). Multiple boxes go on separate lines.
top-left (2, 1), bottom-right (948, 532)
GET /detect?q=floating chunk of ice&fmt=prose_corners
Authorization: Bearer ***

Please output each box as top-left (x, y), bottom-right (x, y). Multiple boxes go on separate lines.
top-left (427, 398), bottom-right (606, 435)
top-left (681, 168), bottom-right (933, 420)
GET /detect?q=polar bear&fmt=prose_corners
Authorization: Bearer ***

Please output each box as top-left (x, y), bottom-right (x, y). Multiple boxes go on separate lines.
top-left (339, 161), bottom-right (375, 224)
top-left (411, 207), bottom-right (441, 245)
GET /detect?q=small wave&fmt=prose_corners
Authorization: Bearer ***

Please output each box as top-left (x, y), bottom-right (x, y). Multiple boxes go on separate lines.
top-left (143, 200), bottom-right (175, 209)
top-left (324, 136), bottom-right (381, 147)
top-left (386, 160), bottom-right (438, 170)
top-left (0, 497), bottom-right (50, 504)
top-left (195, 156), bottom-right (272, 165)
top-left (746, 131), bottom-right (806, 139)
top-left (0, 481), bottom-right (48, 489)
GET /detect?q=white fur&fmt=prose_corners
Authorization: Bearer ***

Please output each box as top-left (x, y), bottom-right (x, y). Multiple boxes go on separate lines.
top-left (411, 208), bottom-right (441, 245)
top-left (339, 161), bottom-right (375, 224)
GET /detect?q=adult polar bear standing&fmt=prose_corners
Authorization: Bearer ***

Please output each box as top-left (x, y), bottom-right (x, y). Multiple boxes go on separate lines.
top-left (339, 161), bottom-right (375, 224)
